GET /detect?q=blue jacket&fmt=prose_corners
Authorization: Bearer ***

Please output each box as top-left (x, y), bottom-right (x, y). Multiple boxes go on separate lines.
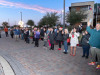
top-left (14, 29), bottom-right (20, 35)
top-left (35, 31), bottom-right (40, 38)
top-left (86, 26), bottom-right (100, 49)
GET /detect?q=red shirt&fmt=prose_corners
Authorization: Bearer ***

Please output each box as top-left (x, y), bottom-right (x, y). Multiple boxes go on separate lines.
top-left (4, 28), bottom-right (8, 32)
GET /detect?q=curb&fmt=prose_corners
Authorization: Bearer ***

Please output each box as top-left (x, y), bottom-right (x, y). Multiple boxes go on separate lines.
top-left (0, 56), bottom-right (15, 75)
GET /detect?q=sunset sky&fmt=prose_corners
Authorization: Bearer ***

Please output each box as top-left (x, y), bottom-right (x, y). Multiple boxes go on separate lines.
top-left (0, 0), bottom-right (99, 26)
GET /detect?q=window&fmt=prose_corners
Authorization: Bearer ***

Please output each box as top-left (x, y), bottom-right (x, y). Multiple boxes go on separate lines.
top-left (71, 7), bottom-right (76, 11)
top-left (80, 6), bottom-right (88, 11)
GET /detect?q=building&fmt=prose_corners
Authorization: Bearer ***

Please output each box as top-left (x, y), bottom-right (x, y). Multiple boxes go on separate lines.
top-left (94, 3), bottom-right (100, 26)
top-left (69, 1), bottom-right (94, 26)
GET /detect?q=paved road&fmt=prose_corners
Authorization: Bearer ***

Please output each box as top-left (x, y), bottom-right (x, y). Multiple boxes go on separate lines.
top-left (0, 33), bottom-right (100, 75)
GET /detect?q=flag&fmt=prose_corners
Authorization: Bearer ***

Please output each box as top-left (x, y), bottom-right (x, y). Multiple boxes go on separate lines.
top-left (88, 6), bottom-right (92, 10)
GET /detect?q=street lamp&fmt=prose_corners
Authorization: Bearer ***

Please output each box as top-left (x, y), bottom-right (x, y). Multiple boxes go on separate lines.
top-left (19, 12), bottom-right (24, 27)
top-left (63, 0), bottom-right (65, 29)
top-left (20, 12), bottom-right (22, 21)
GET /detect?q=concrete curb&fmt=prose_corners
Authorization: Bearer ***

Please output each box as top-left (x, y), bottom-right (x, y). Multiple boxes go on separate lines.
top-left (0, 56), bottom-right (15, 75)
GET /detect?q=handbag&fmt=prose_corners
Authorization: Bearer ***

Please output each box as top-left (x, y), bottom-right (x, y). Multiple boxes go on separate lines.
top-left (67, 38), bottom-right (70, 43)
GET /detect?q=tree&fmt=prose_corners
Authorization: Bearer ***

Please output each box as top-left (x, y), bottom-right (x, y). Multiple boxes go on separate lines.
top-left (13, 25), bottom-right (20, 27)
top-left (26, 20), bottom-right (34, 27)
top-left (38, 12), bottom-right (60, 27)
top-left (66, 11), bottom-right (87, 26)
top-left (2, 22), bottom-right (8, 27)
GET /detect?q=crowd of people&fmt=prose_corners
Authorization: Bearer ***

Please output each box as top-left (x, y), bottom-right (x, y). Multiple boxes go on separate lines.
top-left (0, 22), bottom-right (100, 69)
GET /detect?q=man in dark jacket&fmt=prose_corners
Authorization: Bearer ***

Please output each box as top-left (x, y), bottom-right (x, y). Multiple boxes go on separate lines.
top-left (81, 30), bottom-right (90, 59)
top-left (40, 27), bottom-right (44, 41)
top-left (25, 28), bottom-right (30, 43)
top-left (56, 27), bottom-right (63, 50)
top-left (48, 28), bottom-right (55, 50)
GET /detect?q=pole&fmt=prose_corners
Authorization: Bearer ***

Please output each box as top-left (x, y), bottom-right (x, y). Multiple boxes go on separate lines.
top-left (63, 0), bottom-right (65, 29)
top-left (8, 19), bottom-right (9, 26)
top-left (20, 12), bottom-right (22, 21)
top-left (96, 3), bottom-right (98, 25)
top-left (61, 10), bottom-right (62, 25)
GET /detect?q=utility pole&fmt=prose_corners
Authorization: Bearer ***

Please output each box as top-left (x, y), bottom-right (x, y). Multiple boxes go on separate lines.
top-left (63, 0), bottom-right (65, 29)
top-left (20, 12), bottom-right (22, 21)
top-left (8, 19), bottom-right (9, 26)
top-left (96, 3), bottom-right (98, 25)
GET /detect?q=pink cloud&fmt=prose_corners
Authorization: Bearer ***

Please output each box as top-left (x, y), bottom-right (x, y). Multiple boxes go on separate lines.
top-left (0, 0), bottom-right (60, 13)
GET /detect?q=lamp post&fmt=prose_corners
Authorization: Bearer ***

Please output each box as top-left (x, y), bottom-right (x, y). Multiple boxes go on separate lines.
top-left (63, 0), bottom-right (65, 29)
top-left (19, 12), bottom-right (24, 27)
top-left (20, 12), bottom-right (22, 21)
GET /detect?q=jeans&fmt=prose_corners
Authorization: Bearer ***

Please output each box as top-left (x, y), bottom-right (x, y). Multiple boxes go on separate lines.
top-left (82, 46), bottom-right (90, 57)
top-left (44, 40), bottom-right (48, 47)
top-left (5, 32), bottom-right (8, 37)
top-left (50, 44), bottom-right (54, 50)
top-left (21, 33), bottom-right (24, 40)
top-left (64, 41), bottom-right (68, 52)
top-left (26, 37), bottom-right (30, 43)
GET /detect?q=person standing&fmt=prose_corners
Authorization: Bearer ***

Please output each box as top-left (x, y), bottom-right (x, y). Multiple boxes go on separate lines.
top-left (25, 28), bottom-right (30, 44)
top-left (46, 28), bottom-right (51, 47)
top-left (69, 28), bottom-right (80, 56)
top-left (31, 28), bottom-right (35, 44)
top-left (0, 28), bottom-right (1, 38)
top-left (54, 26), bottom-right (58, 44)
top-left (48, 28), bottom-right (55, 50)
top-left (34, 29), bottom-right (40, 47)
top-left (62, 29), bottom-right (69, 54)
top-left (10, 28), bottom-right (14, 38)
top-left (4, 26), bottom-right (8, 37)
top-left (81, 30), bottom-right (90, 59)
top-left (56, 27), bottom-right (63, 50)
top-left (87, 22), bottom-right (100, 69)
top-left (43, 32), bottom-right (48, 47)
top-left (40, 27), bottom-right (44, 41)
top-left (14, 27), bottom-right (20, 41)
top-left (20, 28), bottom-right (24, 40)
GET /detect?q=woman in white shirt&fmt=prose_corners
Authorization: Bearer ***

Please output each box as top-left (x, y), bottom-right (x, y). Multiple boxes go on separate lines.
top-left (69, 28), bottom-right (80, 56)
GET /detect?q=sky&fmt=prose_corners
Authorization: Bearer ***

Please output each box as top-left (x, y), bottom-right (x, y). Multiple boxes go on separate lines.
top-left (0, 0), bottom-right (99, 26)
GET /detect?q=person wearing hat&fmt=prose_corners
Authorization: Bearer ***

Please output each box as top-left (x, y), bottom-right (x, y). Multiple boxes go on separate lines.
top-left (87, 22), bottom-right (100, 69)
top-left (56, 27), bottom-right (63, 50)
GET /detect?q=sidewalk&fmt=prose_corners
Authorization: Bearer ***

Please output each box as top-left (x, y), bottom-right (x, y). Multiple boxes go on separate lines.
top-left (0, 33), bottom-right (100, 75)
top-left (0, 56), bottom-right (15, 75)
